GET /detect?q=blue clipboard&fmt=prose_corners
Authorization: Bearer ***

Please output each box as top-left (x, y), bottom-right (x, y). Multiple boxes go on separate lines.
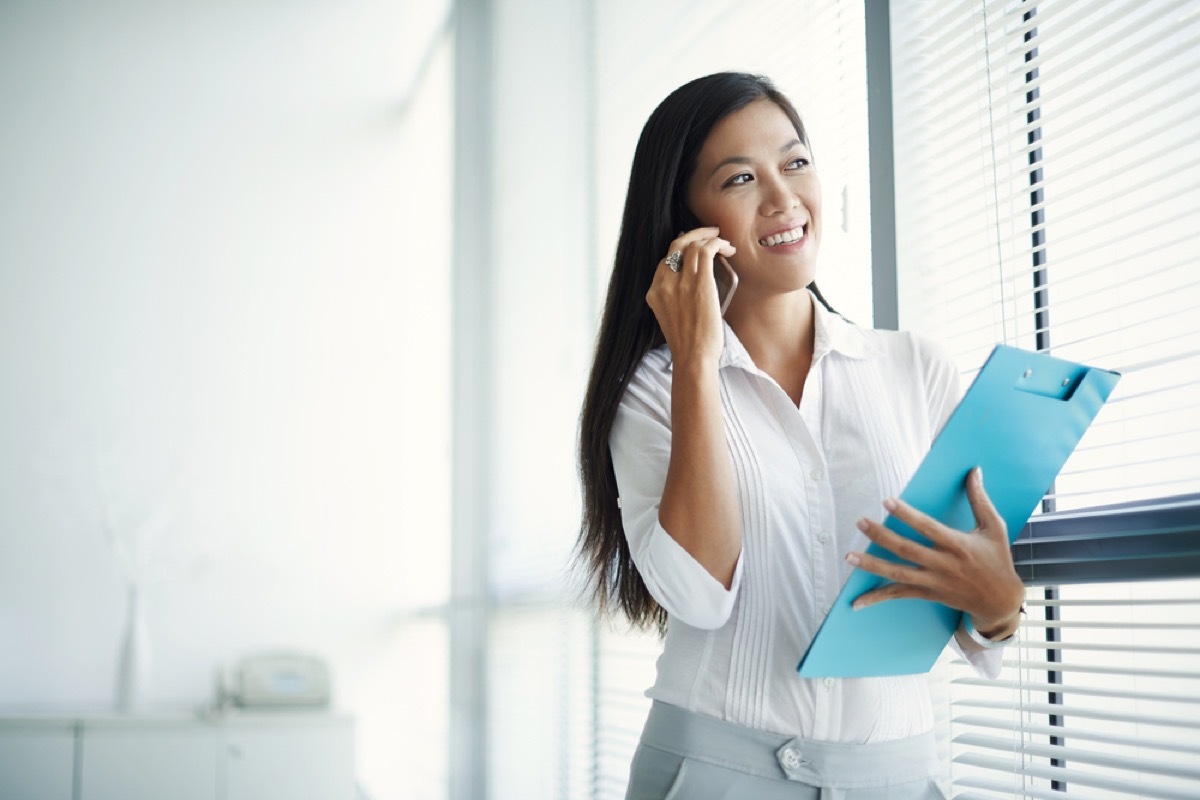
top-left (796, 345), bottom-right (1121, 678)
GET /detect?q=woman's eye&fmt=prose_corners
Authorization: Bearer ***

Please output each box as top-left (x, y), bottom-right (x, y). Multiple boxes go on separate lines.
top-left (786, 157), bottom-right (810, 170)
top-left (723, 173), bottom-right (753, 188)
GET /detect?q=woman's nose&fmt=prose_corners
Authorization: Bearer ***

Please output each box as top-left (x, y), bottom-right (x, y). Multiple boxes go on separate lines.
top-left (760, 175), bottom-right (799, 215)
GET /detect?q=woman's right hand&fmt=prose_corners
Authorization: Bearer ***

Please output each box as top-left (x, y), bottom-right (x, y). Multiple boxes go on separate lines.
top-left (646, 227), bottom-right (737, 369)
top-left (645, 228), bottom-right (743, 590)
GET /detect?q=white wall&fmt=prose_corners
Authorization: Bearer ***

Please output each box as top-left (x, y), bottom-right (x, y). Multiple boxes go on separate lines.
top-left (0, 0), bottom-right (453, 796)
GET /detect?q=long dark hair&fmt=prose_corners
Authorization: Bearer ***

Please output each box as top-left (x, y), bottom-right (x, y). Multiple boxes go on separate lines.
top-left (576, 72), bottom-right (834, 631)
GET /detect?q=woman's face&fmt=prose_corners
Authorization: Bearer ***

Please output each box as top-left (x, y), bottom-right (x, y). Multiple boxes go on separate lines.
top-left (686, 99), bottom-right (821, 297)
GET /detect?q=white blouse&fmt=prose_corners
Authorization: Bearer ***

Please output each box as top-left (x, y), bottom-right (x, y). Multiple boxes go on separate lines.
top-left (610, 291), bottom-right (1002, 742)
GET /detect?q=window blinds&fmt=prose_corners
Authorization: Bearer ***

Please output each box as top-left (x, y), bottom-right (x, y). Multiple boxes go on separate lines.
top-left (892, 1), bottom-right (1200, 798)
top-left (893, 0), bottom-right (1200, 510)
top-left (593, 624), bottom-right (661, 800)
top-left (948, 580), bottom-right (1200, 800)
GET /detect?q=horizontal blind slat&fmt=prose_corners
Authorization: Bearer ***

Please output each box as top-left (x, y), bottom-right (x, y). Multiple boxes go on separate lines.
top-left (1041, 475), bottom-right (1200, 504)
top-left (1011, 641), bottom-right (1200, 655)
top-left (1017, 620), bottom-right (1200, 631)
top-left (951, 777), bottom-right (1081, 800)
top-left (1024, 597), bottom-right (1200, 607)
top-left (952, 733), bottom-right (1200, 781)
top-left (953, 699), bottom-right (1200, 730)
top-left (951, 677), bottom-right (1200, 705)
top-left (952, 714), bottom-right (1200, 755)
top-left (952, 752), bottom-right (1199, 800)
top-left (999, 659), bottom-right (1200, 681)
top-left (949, 792), bottom-right (1010, 800)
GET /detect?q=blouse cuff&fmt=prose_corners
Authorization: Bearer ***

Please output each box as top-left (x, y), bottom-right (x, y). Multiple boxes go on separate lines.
top-left (952, 616), bottom-right (1012, 679)
top-left (636, 519), bottom-right (743, 630)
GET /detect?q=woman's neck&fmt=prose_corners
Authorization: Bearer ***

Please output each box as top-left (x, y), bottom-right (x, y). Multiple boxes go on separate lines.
top-left (727, 289), bottom-right (816, 405)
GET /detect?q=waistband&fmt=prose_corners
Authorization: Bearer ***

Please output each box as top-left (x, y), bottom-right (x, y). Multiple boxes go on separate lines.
top-left (640, 701), bottom-right (941, 789)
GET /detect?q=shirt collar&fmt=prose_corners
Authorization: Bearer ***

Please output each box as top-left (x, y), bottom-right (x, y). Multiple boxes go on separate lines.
top-left (715, 289), bottom-right (875, 371)
top-left (810, 289), bottom-right (875, 362)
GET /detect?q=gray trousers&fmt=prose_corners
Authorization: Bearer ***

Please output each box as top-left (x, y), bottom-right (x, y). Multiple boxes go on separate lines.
top-left (626, 701), bottom-right (948, 800)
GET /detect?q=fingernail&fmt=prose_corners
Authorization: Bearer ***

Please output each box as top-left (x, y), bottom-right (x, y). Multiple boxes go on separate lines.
top-left (975, 467), bottom-right (984, 484)
top-left (882, 497), bottom-right (898, 512)
top-left (855, 518), bottom-right (869, 532)
top-left (851, 600), bottom-right (864, 611)
top-left (845, 553), bottom-right (861, 567)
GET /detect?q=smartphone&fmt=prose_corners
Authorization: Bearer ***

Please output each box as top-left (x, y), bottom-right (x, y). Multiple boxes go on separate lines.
top-left (677, 211), bottom-right (738, 315)
top-left (715, 254), bottom-right (738, 316)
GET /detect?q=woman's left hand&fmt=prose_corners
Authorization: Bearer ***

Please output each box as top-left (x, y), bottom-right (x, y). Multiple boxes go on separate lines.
top-left (845, 467), bottom-right (1025, 640)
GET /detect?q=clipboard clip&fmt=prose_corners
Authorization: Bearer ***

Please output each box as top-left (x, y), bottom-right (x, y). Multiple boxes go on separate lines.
top-left (1013, 365), bottom-right (1086, 401)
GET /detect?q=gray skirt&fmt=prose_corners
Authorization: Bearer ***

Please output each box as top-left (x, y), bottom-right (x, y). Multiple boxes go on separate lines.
top-left (626, 701), bottom-right (948, 800)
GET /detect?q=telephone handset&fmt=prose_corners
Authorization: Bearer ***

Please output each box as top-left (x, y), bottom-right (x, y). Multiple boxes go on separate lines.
top-left (678, 213), bottom-right (738, 315)
top-left (714, 254), bottom-right (738, 316)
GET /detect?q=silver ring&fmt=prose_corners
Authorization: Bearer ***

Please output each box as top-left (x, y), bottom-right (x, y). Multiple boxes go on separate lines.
top-left (665, 250), bottom-right (683, 272)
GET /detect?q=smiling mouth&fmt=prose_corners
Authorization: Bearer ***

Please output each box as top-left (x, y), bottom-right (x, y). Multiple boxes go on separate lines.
top-left (758, 224), bottom-right (807, 247)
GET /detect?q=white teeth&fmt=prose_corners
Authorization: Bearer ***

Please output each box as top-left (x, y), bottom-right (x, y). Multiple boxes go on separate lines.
top-left (758, 225), bottom-right (806, 247)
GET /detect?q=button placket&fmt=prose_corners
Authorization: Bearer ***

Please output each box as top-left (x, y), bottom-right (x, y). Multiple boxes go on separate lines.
top-left (805, 458), bottom-right (834, 631)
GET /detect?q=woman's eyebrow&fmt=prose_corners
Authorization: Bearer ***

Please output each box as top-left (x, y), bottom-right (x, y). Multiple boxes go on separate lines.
top-left (708, 139), bottom-right (804, 177)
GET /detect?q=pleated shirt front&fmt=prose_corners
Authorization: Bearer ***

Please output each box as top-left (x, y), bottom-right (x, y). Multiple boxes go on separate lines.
top-left (610, 292), bottom-right (1001, 742)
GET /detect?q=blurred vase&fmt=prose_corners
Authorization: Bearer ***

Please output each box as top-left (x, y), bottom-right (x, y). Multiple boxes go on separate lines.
top-left (114, 583), bottom-right (152, 712)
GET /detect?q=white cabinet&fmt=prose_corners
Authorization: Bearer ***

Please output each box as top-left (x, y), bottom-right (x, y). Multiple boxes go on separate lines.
top-left (80, 724), bottom-right (217, 800)
top-left (0, 712), bottom-right (354, 800)
top-left (0, 723), bottom-right (75, 800)
top-left (223, 720), bottom-right (355, 800)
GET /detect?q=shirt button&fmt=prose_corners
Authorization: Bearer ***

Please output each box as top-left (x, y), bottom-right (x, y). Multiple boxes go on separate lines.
top-left (817, 530), bottom-right (830, 544)
top-left (810, 468), bottom-right (824, 481)
top-left (820, 603), bottom-right (831, 615)
top-left (780, 746), bottom-right (803, 769)
top-left (824, 677), bottom-right (835, 689)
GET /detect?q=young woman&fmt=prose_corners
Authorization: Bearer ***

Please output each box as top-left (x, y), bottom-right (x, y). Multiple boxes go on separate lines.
top-left (577, 72), bottom-right (1025, 799)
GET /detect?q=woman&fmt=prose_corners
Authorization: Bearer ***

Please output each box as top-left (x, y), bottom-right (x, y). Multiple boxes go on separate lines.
top-left (577, 72), bottom-right (1025, 799)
